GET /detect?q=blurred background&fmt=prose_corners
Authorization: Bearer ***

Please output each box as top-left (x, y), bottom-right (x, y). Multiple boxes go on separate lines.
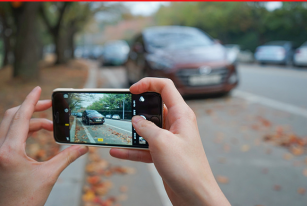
top-left (1, 2), bottom-right (307, 206)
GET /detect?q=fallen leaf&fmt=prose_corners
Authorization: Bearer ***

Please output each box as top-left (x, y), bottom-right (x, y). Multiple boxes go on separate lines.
top-left (82, 190), bottom-right (95, 202)
top-left (120, 185), bottom-right (128, 193)
top-left (216, 176), bottom-right (229, 184)
top-left (274, 185), bottom-right (282, 191)
top-left (297, 188), bottom-right (306, 195)
top-left (290, 145), bottom-right (304, 156)
top-left (303, 168), bottom-right (307, 177)
top-left (283, 153), bottom-right (293, 160)
top-left (241, 145), bottom-right (250, 152)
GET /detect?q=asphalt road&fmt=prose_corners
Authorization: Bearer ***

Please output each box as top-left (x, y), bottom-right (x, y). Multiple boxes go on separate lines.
top-left (237, 63), bottom-right (307, 109)
top-left (98, 63), bottom-right (307, 206)
top-left (75, 118), bottom-right (132, 145)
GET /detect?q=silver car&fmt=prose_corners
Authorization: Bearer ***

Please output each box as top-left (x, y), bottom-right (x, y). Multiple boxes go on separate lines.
top-left (112, 114), bottom-right (120, 120)
top-left (294, 41), bottom-right (307, 66)
top-left (254, 41), bottom-right (294, 65)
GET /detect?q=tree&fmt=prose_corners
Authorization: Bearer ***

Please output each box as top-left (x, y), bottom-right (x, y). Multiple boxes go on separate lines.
top-left (0, 3), bottom-right (14, 67)
top-left (39, 2), bottom-right (70, 64)
top-left (11, 2), bottom-right (41, 80)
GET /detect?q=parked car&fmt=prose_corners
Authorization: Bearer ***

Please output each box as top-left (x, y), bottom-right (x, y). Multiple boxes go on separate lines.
top-left (254, 41), bottom-right (294, 65)
top-left (237, 50), bottom-right (254, 63)
top-left (105, 114), bottom-right (112, 119)
top-left (293, 41), bottom-right (307, 67)
top-left (112, 114), bottom-right (120, 120)
top-left (82, 110), bottom-right (105, 125)
top-left (224, 44), bottom-right (240, 63)
top-left (102, 40), bottom-right (129, 66)
top-left (76, 112), bottom-right (82, 118)
top-left (125, 26), bottom-right (238, 96)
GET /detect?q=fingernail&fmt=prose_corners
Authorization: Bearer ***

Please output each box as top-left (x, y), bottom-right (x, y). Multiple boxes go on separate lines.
top-left (78, 146), bottom-right (88, 155)
top-left (31, 86), bottom-right (40, 92)
top-left (132, 116), bottom-right (143, 124)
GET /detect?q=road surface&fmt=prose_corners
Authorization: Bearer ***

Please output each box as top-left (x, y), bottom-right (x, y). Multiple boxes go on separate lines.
top-left (75, 117), bottom-right (132, 145)
top-left (96, 63), bottom-right (307, 206)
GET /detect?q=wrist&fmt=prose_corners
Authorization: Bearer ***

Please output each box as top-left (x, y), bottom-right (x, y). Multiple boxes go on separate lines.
top-left (193, 175), bottom-right (230, 206)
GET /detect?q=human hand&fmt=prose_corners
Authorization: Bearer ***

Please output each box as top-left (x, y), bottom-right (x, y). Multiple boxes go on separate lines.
top-left (0, 86), bottom-right (88, 206)
top-left (110, 78), bottom-right (230, 206)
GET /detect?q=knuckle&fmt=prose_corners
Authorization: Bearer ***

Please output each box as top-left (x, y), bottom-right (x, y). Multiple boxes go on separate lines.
top-left (164, 78), bottom-right (174, 86)
top-left (4, 108), bottom-right (15, 118)
top-left (184, 107), bottom-right (197, 122)
top-left (0, 148), bottom-right (13, 169)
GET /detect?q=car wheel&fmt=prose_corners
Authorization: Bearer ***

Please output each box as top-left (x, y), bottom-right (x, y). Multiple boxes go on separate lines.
top-left (260, 62), bottom-right (266, 66)
top-left (86, 119), bottom-right (90, 125)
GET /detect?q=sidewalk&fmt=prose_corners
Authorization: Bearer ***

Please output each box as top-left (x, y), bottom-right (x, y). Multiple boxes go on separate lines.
top-left (45, 61), bottom-right (98, 206)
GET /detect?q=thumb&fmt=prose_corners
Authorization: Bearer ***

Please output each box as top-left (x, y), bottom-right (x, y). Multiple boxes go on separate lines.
top-left (45, 145), bottom-right (88, 178)
top-left (132, 116), bottom-right (165, 144)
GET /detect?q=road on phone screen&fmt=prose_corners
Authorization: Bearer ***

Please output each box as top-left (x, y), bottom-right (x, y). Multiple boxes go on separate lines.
top-left (75, 117), bottom-right (132, 145)
top-left (94, 62), bottom-right (307, 206)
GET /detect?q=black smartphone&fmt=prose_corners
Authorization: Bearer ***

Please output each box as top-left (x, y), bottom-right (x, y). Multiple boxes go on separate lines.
top-left (52, 89), bottom-right (163, 149)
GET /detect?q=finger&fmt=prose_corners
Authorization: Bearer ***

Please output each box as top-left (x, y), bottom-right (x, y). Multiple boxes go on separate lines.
top-left (132, 116), bottom-right (170, 144)
top-left (45, 145), bottom-right (88, 177)
top-left (109, 148), bottom-right (153, 163)
top-left (29, 118), bottom-right (53, 133)
top-left (130, 77), bottom-right (187, 109)
top-left (5, 86), bottom-right (42, 145)
top-left (0, 99), bottom-right (52, 147)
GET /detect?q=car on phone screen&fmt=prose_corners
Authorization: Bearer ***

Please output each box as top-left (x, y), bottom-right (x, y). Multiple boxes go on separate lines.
top-left (76, 113), bottom-right (82, 118)
top-left (254, 41), bottom-right (294, 65)
top-left (82, 110), bottom-right (105, 125)
top-left (112, 114), bottom-right (120, 120)
top-left (125, 26), bottom-right (238, 96)
top-left (105, 114), bottom-right (112, 119)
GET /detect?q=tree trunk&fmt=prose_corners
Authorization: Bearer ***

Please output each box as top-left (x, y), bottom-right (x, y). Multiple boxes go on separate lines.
top-left (13, 2), bottom-right (41, 80)
top-left (67, 27), bottom-right (76, 59)
top-left (54, 32), bottom-right (67, 64)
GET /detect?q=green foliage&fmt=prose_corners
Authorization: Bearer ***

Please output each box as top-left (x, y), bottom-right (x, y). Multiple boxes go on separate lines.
top-left (87, 94), bottom-right (132, 111)
top-left (155, 2), bottom-right (307, 51)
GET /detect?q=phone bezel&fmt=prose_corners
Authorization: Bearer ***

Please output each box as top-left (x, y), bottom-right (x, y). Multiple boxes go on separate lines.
top-left (52, 88), bottom-right (163, 150)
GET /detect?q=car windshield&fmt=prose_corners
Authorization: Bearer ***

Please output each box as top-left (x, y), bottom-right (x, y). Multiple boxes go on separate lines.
top-left (88, 111), bottom-right (101, 115)
top-left (146, 31), bottom-right (213, 50)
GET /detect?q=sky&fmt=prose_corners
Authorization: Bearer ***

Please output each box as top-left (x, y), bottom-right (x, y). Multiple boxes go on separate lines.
top-left (80, 93), bottom-right (105, 108)
top-left (122, 2), bottom-right (170, 16)
top-left (123, 2), bottom-right (282, 16)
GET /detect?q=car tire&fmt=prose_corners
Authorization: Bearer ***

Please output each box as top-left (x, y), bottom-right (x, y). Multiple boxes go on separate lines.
top-left (86, 119), bottom-right (90, 125)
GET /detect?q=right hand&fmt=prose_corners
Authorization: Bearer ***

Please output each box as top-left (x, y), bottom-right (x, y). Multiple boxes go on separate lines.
top-left (110, 78), bottom-right (230, 206)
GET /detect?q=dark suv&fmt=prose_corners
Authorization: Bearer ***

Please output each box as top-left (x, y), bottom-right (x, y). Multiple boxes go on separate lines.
top-left (82, 110), bottom-right (105, 125)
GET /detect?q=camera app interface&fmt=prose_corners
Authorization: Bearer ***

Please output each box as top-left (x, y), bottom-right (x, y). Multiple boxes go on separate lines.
top-left (66, 92), bottom-right (137, 146)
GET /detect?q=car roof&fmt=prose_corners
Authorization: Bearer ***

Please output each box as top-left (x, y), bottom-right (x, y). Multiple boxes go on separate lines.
top-left (143, 26), bottom-right (208, 38)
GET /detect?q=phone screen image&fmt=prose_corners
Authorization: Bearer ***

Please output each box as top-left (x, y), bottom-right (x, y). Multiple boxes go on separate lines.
top-left (52, 91), bottom-right (162, 149)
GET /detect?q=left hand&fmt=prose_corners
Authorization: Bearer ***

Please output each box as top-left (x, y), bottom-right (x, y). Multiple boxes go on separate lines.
top-left (0, 86), bottom-right (88, 206)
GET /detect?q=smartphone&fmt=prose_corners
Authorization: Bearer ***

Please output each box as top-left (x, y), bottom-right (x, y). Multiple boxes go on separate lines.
top-left (52, 89), bottom-right (163, 149)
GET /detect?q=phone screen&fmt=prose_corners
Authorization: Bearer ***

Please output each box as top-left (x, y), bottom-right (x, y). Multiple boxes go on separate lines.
top-left (52, 91), bottom-right (162, 148)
